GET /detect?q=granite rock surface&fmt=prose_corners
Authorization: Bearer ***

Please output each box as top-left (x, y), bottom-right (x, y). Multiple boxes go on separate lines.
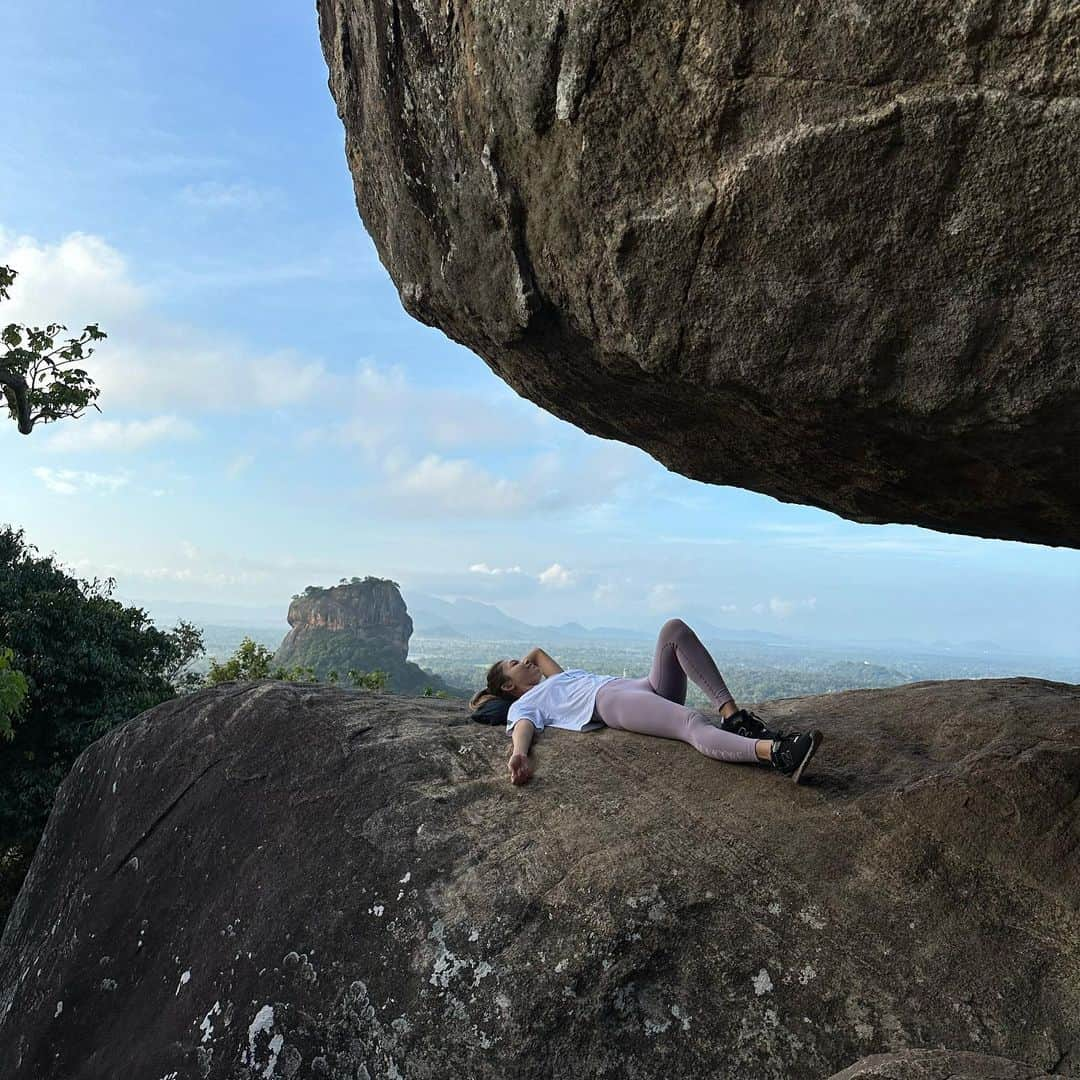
top-left (828, 1048), bottom-right (1068, 1078)
top-left (1, 676), bottom-right (1079, 1077)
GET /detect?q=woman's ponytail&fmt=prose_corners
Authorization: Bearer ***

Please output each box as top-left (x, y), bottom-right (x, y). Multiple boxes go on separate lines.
top-left (468, 659), bottom-right (513, 711)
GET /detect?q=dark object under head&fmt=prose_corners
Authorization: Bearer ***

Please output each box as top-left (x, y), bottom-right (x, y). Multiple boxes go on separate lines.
top-left (470, 697), bottom-right (510, 726)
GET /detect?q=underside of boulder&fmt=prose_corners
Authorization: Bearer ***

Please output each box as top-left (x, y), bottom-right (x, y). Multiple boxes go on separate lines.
top-left (316, 0), bottom-right (1080, 548)
top-left (1, 676), bottom-right (1079, 1078)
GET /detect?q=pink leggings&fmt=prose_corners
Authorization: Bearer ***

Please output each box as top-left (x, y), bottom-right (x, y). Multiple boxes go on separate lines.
top-left (593, 619), bottom-right (760, 764)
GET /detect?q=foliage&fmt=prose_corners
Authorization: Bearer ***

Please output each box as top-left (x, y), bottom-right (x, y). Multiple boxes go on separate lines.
top-left (203, 637), bottom-right (316, 686)
top-left (347, 669), bottom-right (389, 690)
top-left (165, 622), bottom-right (208, 694)
top-left (201, 640), bottom-right (390, 692)
top-left (421, 686), bottom-right (450, 699)
top-left (0, 843), bottom-right (33, 934)
top-left (0, 265), bottom-right (105, 435)
top-left (0, 648), bottom-right (29, 739)
top-left (275, 628), bottom-right (402, 686)
top-left (0, 525), bottom-right (205, 852)
top-left (299, 575), bottom-right (401, 600)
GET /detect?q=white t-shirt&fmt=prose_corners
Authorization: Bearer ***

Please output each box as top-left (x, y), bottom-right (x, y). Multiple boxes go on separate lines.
top-left (505, 669), bottom-right (620, 735)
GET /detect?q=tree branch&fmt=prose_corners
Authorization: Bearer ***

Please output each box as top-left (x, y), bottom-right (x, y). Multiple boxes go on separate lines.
top-left (0, 368), bottom-right (34, 434)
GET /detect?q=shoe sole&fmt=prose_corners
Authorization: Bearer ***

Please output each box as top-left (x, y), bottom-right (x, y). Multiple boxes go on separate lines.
top-left (791, 730), bottom-right (823, 784)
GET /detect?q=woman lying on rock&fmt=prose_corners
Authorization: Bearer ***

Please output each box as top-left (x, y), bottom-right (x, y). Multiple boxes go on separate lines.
top-left (468, 618), bottom-right (823, 787)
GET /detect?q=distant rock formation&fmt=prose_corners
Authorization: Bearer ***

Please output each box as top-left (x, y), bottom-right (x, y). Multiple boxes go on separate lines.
top-left (273, 577), bottom-right (462, 696)
top-left (2, 675), bottom-right (1078, 1077)
top-left (317, 0), bottom-right (1080, 548)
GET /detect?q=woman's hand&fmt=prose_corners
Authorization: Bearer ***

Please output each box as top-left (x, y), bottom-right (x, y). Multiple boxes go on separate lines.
top-left (508, 751), bottom-right (533, 786)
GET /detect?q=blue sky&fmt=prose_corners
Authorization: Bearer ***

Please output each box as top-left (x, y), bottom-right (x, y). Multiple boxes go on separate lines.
top-left (1, 0), bottom-right (1077, 659)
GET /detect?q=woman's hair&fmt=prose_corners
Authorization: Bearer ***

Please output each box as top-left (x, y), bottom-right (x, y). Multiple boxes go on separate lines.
top-left (468, 659), bottom-right (512, 711)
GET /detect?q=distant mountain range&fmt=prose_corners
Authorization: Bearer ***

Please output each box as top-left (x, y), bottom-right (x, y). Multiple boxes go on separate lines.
top-left (129, 592), bottom-right (1020, 658)
top-left (403, 595), bottom-right (1022, 656)
top-left (404, 592), bottom-right (796, 645)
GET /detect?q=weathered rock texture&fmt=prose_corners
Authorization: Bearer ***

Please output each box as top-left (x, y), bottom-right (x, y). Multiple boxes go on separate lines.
top-left (2, 676), bottom-right (1080, 1078)
top-left (830, 1048), bottom-right (1068, 1078)
top-left (274, 579), bottom-right (460, 696)
top-left (317, 0), bottom-right (1080, 548)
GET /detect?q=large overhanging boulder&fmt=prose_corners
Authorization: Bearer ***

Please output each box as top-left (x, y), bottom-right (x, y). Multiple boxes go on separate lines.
top-left (316, 0), bottom-right (1080, 547)
top-left (1, 677), bottom-right (1079, 1077)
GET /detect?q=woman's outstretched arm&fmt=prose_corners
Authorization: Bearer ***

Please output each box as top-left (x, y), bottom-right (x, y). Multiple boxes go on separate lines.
top-left (522, 647), bottom-right (563, 676)
top-left (509, 718), bottom-right (536, 785)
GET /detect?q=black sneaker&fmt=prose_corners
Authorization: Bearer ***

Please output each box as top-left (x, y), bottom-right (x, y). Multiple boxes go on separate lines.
top-left (770, 730), bottom-right (823, 783)
top-left (718, 707), bottom-right (785, 741)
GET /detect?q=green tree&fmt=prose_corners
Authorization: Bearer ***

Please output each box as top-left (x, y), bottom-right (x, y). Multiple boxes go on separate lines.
top-left (347, 669), bottom-right (390, 691)
top-left (0, 526), bottom-right (204, 926)
top-left (1, 265), bottom-right (105, 435)
top-left (204, 637), bottom-right (274, 684)
top-left (0, 648), bottom-right (29, 739)
top-left (203, 637), bottom-right (317, 687)
top-left (166, 621), bottom-right (207, 694)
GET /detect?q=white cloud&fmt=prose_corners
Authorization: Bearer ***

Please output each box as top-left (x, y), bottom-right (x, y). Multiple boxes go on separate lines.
top-left (0, 229), bottom-right (142, 335)
top-left (92, 336), bottom-right (327, 412)
top-left (70, 545), bottom-right (352, 595)
top-left (656, 536), bottom-right (738, 546)
top-left (469, 563), bottom-right (523, 576)
top-left (129, 565), bottom-right (267, 587)
top-left (386, 453), bottom-right (527, 514)
top-left (302, 361), bottom-right (648, 520)
top-left (812, 537), bottom-right (965, 556)
top-left (752, 596), bottom-right (818, 618)
top-left (44, 415), bottom-right (199, 453)
top-left (647, 583), bottom-right (681, 613)
top-left (0, 229), bottom-right (328, 413)
top-left (226, 453), bottom-right (255, 479)
top-left (32, 467), bottom-right (129, 495)
top-left (178, 181), bottom-right (275, 212)
top-left (304, 358), bottom-right (538, 455)
top-left (1, 229), bottom-right (656, 530)
top-left (107, 150), bottom-right (233, 179)
top-left (538, 563), bottom-right (575, 588)
top-left (754, 522), bottom-right (831, 534)
top-left (593, 582), bottom-right (620, 605)
top-left (364, 440), bottom-right (642, 522)
top-left (761, 521), bottom-right (974, 559)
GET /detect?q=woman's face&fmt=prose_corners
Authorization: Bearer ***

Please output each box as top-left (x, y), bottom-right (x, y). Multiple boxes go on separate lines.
top-left (500, 658), bottom-right (542, 697)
